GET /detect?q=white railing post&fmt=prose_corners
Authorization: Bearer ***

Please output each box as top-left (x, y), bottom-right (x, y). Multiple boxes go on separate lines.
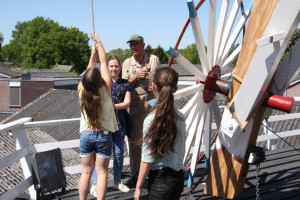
top-left (263, 119), bottom-right (275, 150)
top-left (11, 122), bottom-right (36, 199)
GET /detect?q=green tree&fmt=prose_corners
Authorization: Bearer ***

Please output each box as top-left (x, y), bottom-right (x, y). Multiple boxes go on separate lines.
top-left (3, 16), bottom-right (90, 73)
top-left (107, 48), bottom-right (132, 63)
top-left (0, 32), bottom-right (3, 60)
top-left (179, 43), bottom-right (200, 64)
top-left (282, 28), bottom-right (300, 59)
top-left (153, 45), bottom-right (169, 64)
top-left (145, 45), bottom-right (153, 55)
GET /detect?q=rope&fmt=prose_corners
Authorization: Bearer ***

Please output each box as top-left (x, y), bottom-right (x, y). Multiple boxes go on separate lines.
top-left (91, 0), bottom-right (96, 46)
top-left (260, 123), bottom-right (300, 153)
top-left (255, 164), bottom-right (261, 200)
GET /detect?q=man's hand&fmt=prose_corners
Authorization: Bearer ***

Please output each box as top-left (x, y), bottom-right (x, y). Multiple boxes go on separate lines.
top-left (136, 70), bottom-right (148, 80)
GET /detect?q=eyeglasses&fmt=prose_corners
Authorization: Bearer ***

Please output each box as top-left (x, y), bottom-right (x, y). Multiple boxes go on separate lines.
top-left (129, 42), bottom-right (142, 47)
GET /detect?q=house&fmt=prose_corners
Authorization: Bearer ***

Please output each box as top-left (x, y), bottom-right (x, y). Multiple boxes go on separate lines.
top-left (0, 62), bottom-right (82, 122)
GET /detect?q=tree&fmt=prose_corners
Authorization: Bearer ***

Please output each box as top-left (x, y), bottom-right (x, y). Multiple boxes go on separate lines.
top-left (107, 48), bottom-right (132, 63)
top-left (282, 28), bottom-right (300, 59)
top-left (145, 45), bottom-right (153, 55)
top-left (0, 32), bottom-right (3, 60)
top-left (178, 43), bottom-right (200, 64)
top-left (3, 16), bottom-right (90, 73)
top-left (153, 45), bottom-right (169, 64)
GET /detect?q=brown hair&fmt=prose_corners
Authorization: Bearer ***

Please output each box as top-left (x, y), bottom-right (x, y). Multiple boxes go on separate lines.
top-left (80, 67), bottom-right (104, 130)
top-left (144, 67), bottom-right (179, 158)
top-left (108, 55), bottom-right (121, 66)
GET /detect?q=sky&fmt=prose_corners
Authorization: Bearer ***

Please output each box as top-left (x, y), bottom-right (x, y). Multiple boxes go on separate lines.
top-left (0, 0), bottom-right (253, 52)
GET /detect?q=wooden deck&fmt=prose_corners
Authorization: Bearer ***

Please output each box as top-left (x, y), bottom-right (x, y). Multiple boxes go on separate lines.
top-left (16, 145), bottom-right (300, 200)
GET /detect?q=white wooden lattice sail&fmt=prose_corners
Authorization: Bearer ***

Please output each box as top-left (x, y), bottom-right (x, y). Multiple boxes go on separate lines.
top-left (165, 0), bottom-right (254, 189)
top-left (165, 0), bottom-right (300, 198)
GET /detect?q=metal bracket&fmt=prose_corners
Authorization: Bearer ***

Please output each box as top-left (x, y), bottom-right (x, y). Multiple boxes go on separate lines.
top-left (256, 31), bottom-right (287, 47)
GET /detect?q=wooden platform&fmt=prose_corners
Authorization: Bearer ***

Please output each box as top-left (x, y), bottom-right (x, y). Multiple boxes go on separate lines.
top-left (16, 145), bottom-right (300, 200)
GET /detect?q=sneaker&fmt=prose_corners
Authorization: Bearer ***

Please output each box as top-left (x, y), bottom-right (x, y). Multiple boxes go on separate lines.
top-left (113, 182), bottom-right (130, 193)
top-left (125, 176), bottom-right (137, 186)
top-left (90, 185), bottom-right (97, 198)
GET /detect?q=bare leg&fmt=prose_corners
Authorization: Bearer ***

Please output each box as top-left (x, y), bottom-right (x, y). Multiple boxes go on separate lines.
top-left (95, 155), bottom-right (110, 200)
top-left (79, 154), bottom-right (95, 200)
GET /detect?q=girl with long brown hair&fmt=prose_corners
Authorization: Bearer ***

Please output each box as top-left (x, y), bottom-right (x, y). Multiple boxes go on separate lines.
top-left (78, 33), bottom-right (118, 200)
top-left (134, 67), bottom-right (186, 200)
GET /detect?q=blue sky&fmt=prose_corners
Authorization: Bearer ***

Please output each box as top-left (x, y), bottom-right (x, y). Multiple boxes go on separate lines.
top-left (1, 0), bottom-right (252, 52)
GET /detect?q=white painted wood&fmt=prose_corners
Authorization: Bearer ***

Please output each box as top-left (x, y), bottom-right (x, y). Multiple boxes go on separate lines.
top-left (0, 146), bottom-right (31, 171)
top-left (207, 0), bottom-right (217, 69)
top-left (256, 31), bottom-right (287, 47)
top-left (173, 53), bottom-right (206, 81)
top-left (174, 84), bottom-right (203, 100)
top-left (179, 91), bottom-right (202, 118)
top-left (11, 128), bottom-right (36, 199)
top-left (263, 119), bottom-right (275, 150)
top-left (184, 100), bottom-right (206, 163)
top-left (190, 106), bottom-right (208, 174)
top-left (64, 165), bottom-right (82, 175)
top-left (222, 43), bottom-right (241, 71)
top-left (220, 4), bottom-right (250, 67)
top-left (33, 139), bottom-right (79, 152)
top-left (257, 129), bottom-right (300, 142)
top-left (268, 113), bottom-right (300, 122)
top-left (214, 0), bottom-right (230, 65)
top-left (216, 0), bottom-right (242, 65)
top-left (233, 0), bottom-right (300, 124)
top-left (0, 117), bottom-right (32, 133)
top-left (217, 117), bottom-right (254, 159)
top-left (190, 16), bottom-right (210, 75)
top-left (220, 107), bottom-right (239, 140)
top-left (23, 118), bottom-right (80, 128)
top-left (0, 177), bottom-right (32, 200)
top-left (186, 97), bottom-right (206, 132)
top-left (178, 80), bottom-right (196, 86)
top-left (204, 104), bottom-right (212, 159)
top-left (272, 39), bottom-right (300, 95)
top-left (211, 98), bottom-right (222, 130)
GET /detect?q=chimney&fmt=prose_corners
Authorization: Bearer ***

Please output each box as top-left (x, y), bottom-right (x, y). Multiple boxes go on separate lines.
top-left (22, 72), bottom-right (31, 80)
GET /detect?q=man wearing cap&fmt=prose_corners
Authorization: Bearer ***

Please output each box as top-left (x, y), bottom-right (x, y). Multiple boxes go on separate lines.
top-left (122, 34), bottom-right (161, 186)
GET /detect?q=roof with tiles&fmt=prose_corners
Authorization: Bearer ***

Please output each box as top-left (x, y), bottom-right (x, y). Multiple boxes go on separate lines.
top-left (0, 62), bottom-right (20, 78)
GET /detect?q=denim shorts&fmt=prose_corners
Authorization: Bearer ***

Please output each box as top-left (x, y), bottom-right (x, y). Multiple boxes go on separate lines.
top-left (79, 130), bottom-right (112, 159)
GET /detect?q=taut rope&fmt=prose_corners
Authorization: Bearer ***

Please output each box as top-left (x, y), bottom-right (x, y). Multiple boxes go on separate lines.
top-left (91, 0), bottom-right (96, 46)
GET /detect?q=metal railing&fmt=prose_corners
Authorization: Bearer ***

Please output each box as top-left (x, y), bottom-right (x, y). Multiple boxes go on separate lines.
top-left (0, 100), bottom-right (299, 200)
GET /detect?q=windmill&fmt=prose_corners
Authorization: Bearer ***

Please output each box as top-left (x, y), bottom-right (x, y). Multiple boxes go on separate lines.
top-left (165, 0), bottom-right (300, 198)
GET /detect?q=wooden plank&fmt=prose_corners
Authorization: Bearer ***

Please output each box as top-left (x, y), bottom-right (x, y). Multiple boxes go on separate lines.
top-left (220, 1), bottom-right (253, 67)
top-left (165, 45), bottom-right (206, 81)
top-left (216, 0), bottom-right (241, 65)
top-left (187, 0), bottom-right (210, 75)
top-left (204, 0), bottom-right (300, 198)
top-left (232, 0), bottom-right (300, 124)
top-left (207, 0), bottom-right (217, 69)
top-left (188, 106), bottom-right (207, 188)
top-left (214, 0), bottom-right (230, 66)
top-left (228, 0), bottom-right (279, 101)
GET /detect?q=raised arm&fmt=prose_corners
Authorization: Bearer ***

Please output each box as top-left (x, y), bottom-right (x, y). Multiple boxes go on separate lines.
top-left (87, 45), bottom-right (98, 69)
top-left (91, 33), bottom-right (111, 96)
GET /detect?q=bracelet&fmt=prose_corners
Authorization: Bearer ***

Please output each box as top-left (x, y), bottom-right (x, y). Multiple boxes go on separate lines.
top-left (96, 40), bottom-right (101, 44)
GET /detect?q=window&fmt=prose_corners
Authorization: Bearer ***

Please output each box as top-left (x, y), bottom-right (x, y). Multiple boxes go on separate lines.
top-left (9, 81), bottom-right (21, 107)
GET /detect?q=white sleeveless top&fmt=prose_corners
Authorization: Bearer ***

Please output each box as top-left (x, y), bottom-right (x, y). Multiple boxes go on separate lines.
top-left (79, 86), bottom-right (119, 133)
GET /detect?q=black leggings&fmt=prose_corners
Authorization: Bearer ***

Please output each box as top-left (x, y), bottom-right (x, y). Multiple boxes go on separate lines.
top-left (148, 167), bottom-right (184, 200)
